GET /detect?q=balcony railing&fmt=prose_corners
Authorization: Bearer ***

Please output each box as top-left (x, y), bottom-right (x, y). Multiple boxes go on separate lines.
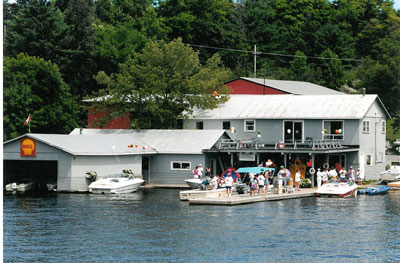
top-left (216, 138), bottom-right (346, 150)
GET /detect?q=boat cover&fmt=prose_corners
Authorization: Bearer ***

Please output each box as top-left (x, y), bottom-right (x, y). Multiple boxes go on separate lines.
top-left (236, 167), bottom-right (275, 174)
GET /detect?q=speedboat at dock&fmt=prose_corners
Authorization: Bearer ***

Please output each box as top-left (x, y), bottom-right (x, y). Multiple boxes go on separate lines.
top-left (88, 174), bottom-right (144, 194)
top-left (316, 179), bottom-right (358, 198)
top-left (184, 178), bottom-right (204, 189)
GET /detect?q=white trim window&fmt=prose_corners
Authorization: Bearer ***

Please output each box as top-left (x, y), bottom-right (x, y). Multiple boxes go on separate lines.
top-left (362, 121), bottom-right (370, 133)
top-left (366, 154), bottom-right (373, 166)
top-left (382, 121), bottom-right (386, 133)
top-left (171, 161), bottom-right (191, 171)
top-left (322, 120), bottom-right (344, 140)
top-left (244, 120), bottom-right (256, 132)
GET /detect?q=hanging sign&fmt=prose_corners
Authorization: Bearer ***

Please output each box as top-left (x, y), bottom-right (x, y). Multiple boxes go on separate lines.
top-left (20, 138), bottom-right (36, 157)
top-left (239, 152), bottom-right (255, 161)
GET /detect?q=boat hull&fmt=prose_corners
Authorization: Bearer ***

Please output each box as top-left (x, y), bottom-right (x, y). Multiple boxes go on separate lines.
top-left (88, 178), bottom-right (144, 194)
top-left (184, 179), bottom-right (203, 189)
top-left (316, 180), bottom-right (358, 198)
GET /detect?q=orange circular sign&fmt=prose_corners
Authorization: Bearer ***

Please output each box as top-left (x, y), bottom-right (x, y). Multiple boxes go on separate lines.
top-left (20, 138), bottom-right (36, 157)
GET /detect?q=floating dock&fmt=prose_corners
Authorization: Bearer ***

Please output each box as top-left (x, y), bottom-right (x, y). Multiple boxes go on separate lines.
top-left (188, 188), bottom-right (317, 206)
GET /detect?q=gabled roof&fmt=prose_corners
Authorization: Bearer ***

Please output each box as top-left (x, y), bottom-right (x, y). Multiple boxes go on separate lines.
top-left (5, 129), bottom-right (230, 155)
top-left (190, 94), bottom-right (390, 120)
top-left (70, 129), bottom-right (229, 154)
top-left (9, 133), bottom-right (156, 156)
top-left (228, 77), bottom-right (343, 95)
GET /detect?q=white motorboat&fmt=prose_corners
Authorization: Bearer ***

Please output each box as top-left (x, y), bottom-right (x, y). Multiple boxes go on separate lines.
top-left (184, 178), bottom-right (204, 189)
top-left (179, 188), bottom-right (226, 201)
top-left (316, 179), bottom-right (358, 198)
top-left (379, 166), bottom-right (400, 183)
top-left (88, 174), bottom-right (144, 194)
top-left (5, 179), bottom-right (36, 193)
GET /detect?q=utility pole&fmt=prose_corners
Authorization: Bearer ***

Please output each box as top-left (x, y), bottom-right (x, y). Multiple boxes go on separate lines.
top-left (253, 45), bottom-right (257, 78)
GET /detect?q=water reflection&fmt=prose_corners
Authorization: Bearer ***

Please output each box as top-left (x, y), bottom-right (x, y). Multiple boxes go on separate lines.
top-left (4, 189), bottom-right (400, 263)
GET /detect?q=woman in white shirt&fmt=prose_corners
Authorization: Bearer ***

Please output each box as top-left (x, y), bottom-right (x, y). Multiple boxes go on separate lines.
top-left (295, 170), bottom-right (301, 191)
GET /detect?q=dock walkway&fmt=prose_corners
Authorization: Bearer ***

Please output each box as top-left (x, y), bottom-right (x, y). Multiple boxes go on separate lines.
top-left (188, 188), bottom-right (317, 206)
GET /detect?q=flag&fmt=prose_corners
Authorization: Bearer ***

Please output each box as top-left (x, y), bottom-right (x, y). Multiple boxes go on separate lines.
top-left (24, 114), bottom-right (31, 125)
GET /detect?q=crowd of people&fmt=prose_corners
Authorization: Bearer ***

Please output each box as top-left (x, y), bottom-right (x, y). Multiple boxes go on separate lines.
top-left (316, 166), bottom-right (363, 188)
top-left (191, 159), bottom-right (363, 196)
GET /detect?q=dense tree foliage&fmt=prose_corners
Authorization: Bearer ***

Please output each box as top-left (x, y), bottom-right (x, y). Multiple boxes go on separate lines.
top-left (3, 0), bottom-right (400, 138)
top-left (93, 39), bottom-right (231, 129)
top-left (3, 54), bottom-right (78, 141)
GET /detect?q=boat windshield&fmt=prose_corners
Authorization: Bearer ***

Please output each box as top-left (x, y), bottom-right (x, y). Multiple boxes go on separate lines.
top-left (103, 174), bottom-right (128, 179)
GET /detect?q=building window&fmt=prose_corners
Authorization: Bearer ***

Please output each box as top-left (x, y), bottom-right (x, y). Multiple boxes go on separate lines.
top-left (244, 120), bottom-right (255, 132)
top-left (171, 161), bottom-right (191, 170)
top-left (366, 154), bottom-right (373, 166)
top-left (362, 121), bottom-right (370, 133)
top-left (196, 121), bottom-right (203, 130)
top-left (223, 121), bottom-right (230, 130)
top-left (382, 121), bottom-right (386, 133)
top-left (322, 120), bottom-right (343, 140)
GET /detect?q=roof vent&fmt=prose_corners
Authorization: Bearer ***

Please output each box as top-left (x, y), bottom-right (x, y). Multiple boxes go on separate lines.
top-left (362, 88), bottom-right (366, 96)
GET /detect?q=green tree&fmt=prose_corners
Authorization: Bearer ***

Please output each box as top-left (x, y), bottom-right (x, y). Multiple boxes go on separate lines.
top-left (4, 0), bottom-right (67, 66)
top-left (92, 39), bottom-right (232, 129)
top-left (157, 0), bottom-right (245, 66)
top-left (356, 29), bottom-right (400, 117)
top-left (314, 49), bottom-right (345, 90)
top-left (3, 54), bottom-right (78, 141)
top-left (58, 0), bottom-right (98, 98)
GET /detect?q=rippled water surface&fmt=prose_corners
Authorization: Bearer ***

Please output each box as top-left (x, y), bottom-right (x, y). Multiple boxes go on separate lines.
top-left (4, 190), bottom-right (400, 263)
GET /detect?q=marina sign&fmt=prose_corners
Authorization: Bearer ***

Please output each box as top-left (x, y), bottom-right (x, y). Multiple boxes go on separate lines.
top-left (239, 152), bottom-right (255, 161)
top-left (20, 138), bottom-right (36, 157)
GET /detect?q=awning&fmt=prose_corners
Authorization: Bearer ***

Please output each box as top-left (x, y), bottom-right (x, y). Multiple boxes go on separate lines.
top-left (236, 167), bottom-right (275, 174)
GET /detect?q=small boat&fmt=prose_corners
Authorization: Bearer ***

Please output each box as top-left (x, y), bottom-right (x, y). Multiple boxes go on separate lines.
top-left (379, 166), bottom-right (400, 183)
top-left (387, 181), bottom-right (400, 189)
top-left (5, 179), bottom-right (36, 193)
top-left (184, 178), bottom-right (204, 189)
top-left (88, 174), bottom-right (144, 194)
top-left (46, 183), bottom-right (57, 192)
top-left (179, 188), bottom-right (226, 201)
top-left (358, 185), bottom-right (390, 195)
top-left (316, 179), bottom-right (358, 198)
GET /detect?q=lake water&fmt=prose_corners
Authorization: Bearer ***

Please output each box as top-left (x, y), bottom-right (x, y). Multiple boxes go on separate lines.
top-left (3, 189), bottom-right (400, 263)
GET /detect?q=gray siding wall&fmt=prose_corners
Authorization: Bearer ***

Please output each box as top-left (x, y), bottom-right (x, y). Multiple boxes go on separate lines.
top-left (3, 139), bottom-right (60, 161)
top-left (358, 102), bottom-right (387, 180)
top-left (185, 119), bottom-right (360, 145)
top-left (147, 154), bottom-right (206, 184)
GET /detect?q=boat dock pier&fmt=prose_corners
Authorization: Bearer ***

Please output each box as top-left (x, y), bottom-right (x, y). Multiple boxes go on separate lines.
top-left (187, 188), bottom-right (317, 206)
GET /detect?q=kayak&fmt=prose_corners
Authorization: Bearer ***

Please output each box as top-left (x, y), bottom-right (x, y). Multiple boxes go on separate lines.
top-left (387, 181), bottom-right (400, 188)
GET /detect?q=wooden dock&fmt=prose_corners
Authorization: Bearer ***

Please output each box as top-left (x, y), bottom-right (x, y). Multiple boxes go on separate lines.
top-left (188, 188), bottom-right (317, 206)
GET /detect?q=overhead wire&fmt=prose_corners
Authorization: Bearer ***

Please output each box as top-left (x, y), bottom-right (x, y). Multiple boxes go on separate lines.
top-left (184, 42), bottom-right (363, 63)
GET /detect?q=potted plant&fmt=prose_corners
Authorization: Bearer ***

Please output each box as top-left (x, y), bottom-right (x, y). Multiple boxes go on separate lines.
top-left (85, 170), bottom-right (97, 183)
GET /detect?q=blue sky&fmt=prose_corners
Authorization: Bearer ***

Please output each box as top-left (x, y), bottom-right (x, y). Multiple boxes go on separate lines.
top-left (394, 0), bottom-right (400, 10)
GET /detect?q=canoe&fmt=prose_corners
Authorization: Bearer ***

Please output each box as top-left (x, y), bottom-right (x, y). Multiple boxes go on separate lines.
top-left (359, 185), bottom-right (390, 195)
top-left (387, 181), bottom-right (400, 188)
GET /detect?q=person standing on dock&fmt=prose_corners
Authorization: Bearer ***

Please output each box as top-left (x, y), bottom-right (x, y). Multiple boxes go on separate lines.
top-left (224, 172), bottom-right (234, 197)
top-left (295, 169), bottom-right (301, 191)
top-left (348, 166), bottom-right (355, 182)
top-left (339, 167), bottom-right (347, 180)
top-left (192, 166), bottom-right (199, 179)
top-left (316, 168), bottom-right (322, 189)
top-left (205, 166), bottom-right (211, 179)
top-left (322, 167), bottom-right (329, 185)
top-left (197, 164), bottom-right (204, 178)
top-left (257, 173), bottom-right (266, 194)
